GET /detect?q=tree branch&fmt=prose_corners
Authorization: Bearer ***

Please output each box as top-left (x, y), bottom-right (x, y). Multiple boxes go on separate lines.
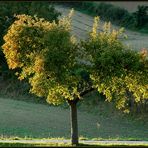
top-left (80, 87), bottom-right (95, 97)
top-left (67, 87), bottom-right (95, 105)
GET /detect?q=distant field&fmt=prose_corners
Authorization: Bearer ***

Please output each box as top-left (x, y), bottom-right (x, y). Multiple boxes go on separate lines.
top-left (95, 1), bottom-right (148, 12)
top-left (0, 96), bottom-right (147, 140)
top-left (55, 5), bottom-right (148, 51)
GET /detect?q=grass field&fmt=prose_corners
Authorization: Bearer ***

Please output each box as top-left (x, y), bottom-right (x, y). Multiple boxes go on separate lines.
top-left (0, 94), bottom-right (147, 140)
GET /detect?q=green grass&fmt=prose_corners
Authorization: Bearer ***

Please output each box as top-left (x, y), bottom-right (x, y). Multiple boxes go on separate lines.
top-left (0, 94), bottom-right (147, 141)
top-left (0, 142), bottom-right (148, 147)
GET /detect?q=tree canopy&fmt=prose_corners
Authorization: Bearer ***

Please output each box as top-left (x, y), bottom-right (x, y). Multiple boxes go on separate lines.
top-left (2, 12), bottom-right (85, 105)
top-left (2, 12), bottom-right (148, 111)
top-left (80, 17), bottom-right (148, 112)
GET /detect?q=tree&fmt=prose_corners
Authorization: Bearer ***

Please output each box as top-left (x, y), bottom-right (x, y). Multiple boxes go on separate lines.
top-left (133, 5), bottom-right (148, 28)
top-left (2, 13), bottom-right (148, 145)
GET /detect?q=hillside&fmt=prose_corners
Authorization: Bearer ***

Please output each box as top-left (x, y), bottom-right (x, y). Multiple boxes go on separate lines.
top-left (55, 5), bottom-right (148, 51)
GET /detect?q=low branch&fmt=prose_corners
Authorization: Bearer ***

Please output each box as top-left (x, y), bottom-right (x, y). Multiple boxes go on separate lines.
top-left (67, 87), bottom-right (95, 105)
top-left (67, 98), bottom-right (79, 105)
top-left (80, 87), bottom-right (95, 97)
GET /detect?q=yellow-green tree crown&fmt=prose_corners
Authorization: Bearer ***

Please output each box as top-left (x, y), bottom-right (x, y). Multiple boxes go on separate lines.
top-left (2, 14), bottom-right (148, 112)
top-left (2, 12), bottom-right (83, 105)
top-left (81, 17), bottom-right (148, 112)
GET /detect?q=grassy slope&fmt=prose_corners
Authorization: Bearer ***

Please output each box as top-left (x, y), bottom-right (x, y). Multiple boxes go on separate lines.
top-left (0, 95), bottom-right (147, 140)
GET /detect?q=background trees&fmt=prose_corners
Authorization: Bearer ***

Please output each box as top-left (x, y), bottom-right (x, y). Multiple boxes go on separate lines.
top-left (133, 5), bottom-right (148, 28)
top-left (2, 12), bottom-right (148, 146)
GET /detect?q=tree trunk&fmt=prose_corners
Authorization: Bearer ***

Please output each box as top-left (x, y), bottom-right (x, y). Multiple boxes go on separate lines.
top-left (68, 100), bottom-right (79, 146)
top-left (67, 87), bottom-right (94, 145)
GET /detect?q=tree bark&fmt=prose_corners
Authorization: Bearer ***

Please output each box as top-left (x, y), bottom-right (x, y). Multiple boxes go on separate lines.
top-left (68, 99), bottom-right (79, 146)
